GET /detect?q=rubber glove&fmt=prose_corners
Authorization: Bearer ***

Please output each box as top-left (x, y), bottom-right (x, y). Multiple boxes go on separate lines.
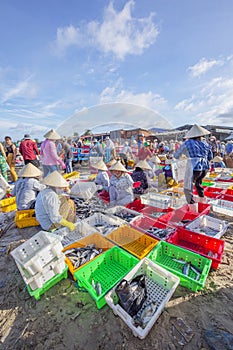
top-left (61, 162), bottom-right (66, 170)
top-left (59, 218), bottom-right (75, 231)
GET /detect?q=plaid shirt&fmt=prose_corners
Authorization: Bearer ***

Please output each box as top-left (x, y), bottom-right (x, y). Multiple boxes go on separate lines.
top-left (174, 139), bottom-right (213, 171)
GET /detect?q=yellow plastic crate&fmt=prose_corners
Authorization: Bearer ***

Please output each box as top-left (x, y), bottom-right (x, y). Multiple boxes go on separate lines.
top-left (15, 209), bottom-right (40, 228)
top-left (0, 196), bottom-right (16, 207)
top-left (62, 232), bottom-right (115, 278)
top-left (0, 196), bottom-right (17, 212)
top-left (106, 225), bottom-right (159, 259)
top-left (63, 171), bottom-right (80, 180)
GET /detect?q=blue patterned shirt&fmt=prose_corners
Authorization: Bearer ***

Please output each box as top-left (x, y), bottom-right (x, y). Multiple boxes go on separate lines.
top-left (174, 139), bottom-right (213, 171)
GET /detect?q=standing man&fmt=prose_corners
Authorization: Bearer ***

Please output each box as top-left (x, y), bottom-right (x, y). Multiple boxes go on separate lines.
top-left (4, 136), bottom-right (18, 182)
top-left (19, 134), bottom-right (40, 168)
top-left (59, 138), bottom-right (73, 174)
top-left (174, 124), bottom-right (213, 204)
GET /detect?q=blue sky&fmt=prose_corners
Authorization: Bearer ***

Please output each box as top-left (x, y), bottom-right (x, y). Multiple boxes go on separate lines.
top-left (1, 0), bottom-right (233, 140)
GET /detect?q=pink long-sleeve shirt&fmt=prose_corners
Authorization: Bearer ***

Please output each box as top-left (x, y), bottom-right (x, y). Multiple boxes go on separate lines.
top-left (40, 139), bottom-right (63, 166)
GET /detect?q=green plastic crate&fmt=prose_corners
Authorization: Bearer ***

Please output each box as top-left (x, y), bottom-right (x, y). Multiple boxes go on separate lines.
top-left (27, 266), bottom-right (68, 300)
top-left (74, 246), bottom-right (139, 309)
top-left (147, 241), bottom-right (211, 292)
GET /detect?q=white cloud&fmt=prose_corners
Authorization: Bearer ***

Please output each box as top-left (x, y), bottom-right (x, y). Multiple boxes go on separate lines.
top-left (0, 75), bottom-right (37, 103)
top-left (53, 0), bottom-right (159, 59)
top-left (188, 57), bottom-right (223, 77)
top-left (99, 79), bottom-right (167, 109)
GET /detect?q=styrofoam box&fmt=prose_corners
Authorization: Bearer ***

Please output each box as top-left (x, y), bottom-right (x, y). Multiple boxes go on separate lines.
top-left (83, 212), bottom-right (125, 235)
top-left (105, 258), bottom-right (180, 339)
top-left (106, 206), bottom-right (143, 223)
top-left (211, 199), bottom-right (233, 217)
top-left (16, 254), bottom-right (66, 290)
top-left (186, 215), bottom-right (229, 239)
top-left (141, 193), bottom-right (172, 209)
top-left (10, 231), bottom-right (63, 276)
top-left (54, 222), bottom-right (97, 247)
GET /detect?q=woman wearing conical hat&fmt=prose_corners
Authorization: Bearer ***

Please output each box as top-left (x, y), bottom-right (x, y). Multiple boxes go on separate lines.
top-left (174, 124), bottom-right (213, 204)
top-left (11, 163), bottom-right (45, 210)
top-left (108, 161), bottom-right (134, 206)
top-left (35, 171), bottom-right (76, 231)
top-left (92, 159), bottom-right (110, 192)
top-left (40, 129), bottom-right (66, 177)
top-left (131, 160), bottom-right (151, 196)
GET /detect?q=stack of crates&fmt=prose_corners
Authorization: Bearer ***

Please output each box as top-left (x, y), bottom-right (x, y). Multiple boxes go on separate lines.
top-left (10, 231), bottom-right (68, 300)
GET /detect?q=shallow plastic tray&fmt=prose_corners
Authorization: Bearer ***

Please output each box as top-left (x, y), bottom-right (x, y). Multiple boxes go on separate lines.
top-left (27, 266), bottom-right (68, 300)
top-left (147, 241), bottom-right (212, 291)
top-left (106, 206), bottom-right (142, 223)
top-left (211, 199), bottom-right (233, 217)
top-left (186, 214), bottom-right (229, 239)
top-left (62, 232), bottom-right (115, 278)
top-left (106, 225), bottom-right (159, 259)
top-left (11, 231), bottom-right (64, 275)
top-left (54, 221), bottom-right (97, 247)
top-left (105, 258), bottom-right (180, 339)
top-left (83, 212), bottom-right (125, 235)
top-left (141, 193), bottom-right (172, 209)
top-left (167, 227), bottom-right (225, 269)
top-left (74, 246), bottom-right (139, 309)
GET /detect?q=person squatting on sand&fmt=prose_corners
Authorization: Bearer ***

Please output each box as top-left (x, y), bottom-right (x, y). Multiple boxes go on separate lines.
top-left (11, 163), bottom-right (45, 210)
top-left (108, 161), bottom-right (134, 206)
top-left (174, 124), bottom-right (213, 204)
top-left (35, 171), bottom-right (76, 232)
top-left (93, 159), bottom-right (110, 192)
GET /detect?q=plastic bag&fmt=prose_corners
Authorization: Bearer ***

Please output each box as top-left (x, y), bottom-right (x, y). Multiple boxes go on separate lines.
top-left (115, 274), bottom-right (147, 317)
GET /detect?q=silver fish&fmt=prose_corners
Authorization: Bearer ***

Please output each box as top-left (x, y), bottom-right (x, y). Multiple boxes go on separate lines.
top-left (172, 258), bottom-right (187, 265)
top-left (182, 263), bottom-right (190, 276)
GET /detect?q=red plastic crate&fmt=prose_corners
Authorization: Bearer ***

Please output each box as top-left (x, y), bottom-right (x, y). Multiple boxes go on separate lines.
top-left (139, 205), bottom-right (174, 219)
top-left (131, 217), bottom-right (175, 241)
top-left (223, 189), bottom-right (233, 196)
top-left (220, 194), bottom-right (233, 202)
top-left (158, 203), bottom-right (211, 227)
top-left (125, 199), bottom-right (145, 212)
top-left (204, 187), bottom-right (223, 199)
top-left (167, 227), bottom-right (225, 269)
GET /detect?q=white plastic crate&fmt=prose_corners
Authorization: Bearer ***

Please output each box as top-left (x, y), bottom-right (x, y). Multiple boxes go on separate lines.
top-left (213, 182), bottom-right (232, 189)
top-left (54, 222), bottom-right (97, 247)
top-left (10, 231), bottom-right (63, 276)
top-left (211, 199), bottom-right (233, 217)
top-left (83, 212), bottom-right (125, 235)
top-left (186, 214), bottom-right (229, 239)
top-left (106, 206), bottom-right (142, 223)
top-left (70, 181), bottom-right (97, 200)
top-left (16, 255), bottom-right (66, 290)
top-left (105, 258), bottom-right (180, 339)
top-left (141, 193), bottom-right (172, 209)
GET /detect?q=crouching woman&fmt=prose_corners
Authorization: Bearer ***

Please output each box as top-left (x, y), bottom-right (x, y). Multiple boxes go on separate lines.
top-left (35, 171), bottom-right (76, 231)
top-left (109, 161), bottom-right (134, 206)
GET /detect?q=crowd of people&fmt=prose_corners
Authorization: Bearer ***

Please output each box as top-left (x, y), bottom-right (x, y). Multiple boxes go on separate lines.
top-left (1, 125), bottom-right (233, 233)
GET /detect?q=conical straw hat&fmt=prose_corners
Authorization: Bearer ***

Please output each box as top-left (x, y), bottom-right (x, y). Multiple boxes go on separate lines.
top-left (43, 129), bottom-right (61, 140)
top-left (150, 155), bottom-right (161, 164)
top-left (42, 171), bottom-right (68, 187)
top-left (212, 156), bottom-right (223, 162)
top-left (135, 160), bottom-right (152, 170)
top-left (109, 161), bottom-right (127, 172)
top-left (92, 159), bottom-right (108, 171)
top-left (19, 163), bottom-right (42, 178)
top-left (106, 159), bottom-right (117, 167)
top-left (185, 124), bottom-right (210, 139)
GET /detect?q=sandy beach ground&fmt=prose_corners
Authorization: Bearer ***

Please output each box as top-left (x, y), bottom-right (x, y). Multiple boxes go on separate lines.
top-left (0, 167), bottom-right (233, 349)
